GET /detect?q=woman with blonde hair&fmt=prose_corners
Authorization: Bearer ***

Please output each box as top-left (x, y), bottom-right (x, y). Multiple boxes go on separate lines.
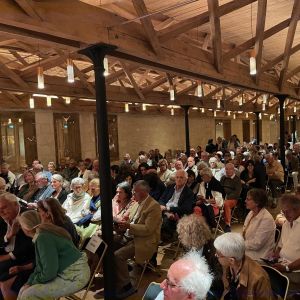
top-left (17, 210), bottom-right (90, 300)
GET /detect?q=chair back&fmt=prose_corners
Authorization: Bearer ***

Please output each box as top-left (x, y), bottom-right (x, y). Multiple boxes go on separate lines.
top-left (142, 282), bottom-right (162, 300)
top-left (261, 265), bottom-right (289, 300)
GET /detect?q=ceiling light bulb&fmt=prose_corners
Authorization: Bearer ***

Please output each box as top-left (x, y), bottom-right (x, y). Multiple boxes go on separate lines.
top-left (29, 97), bottom-right (35, 109)
top-left (37, 66), bottom-right (44, 89)
top-left (246, 112), bottom-right (249, 118)
top-left (171, 107), bottom-right (174, 116)
top-left (125, 103), bottom-right (129, 112)
top-left (103, 57), bottom-right (109, 76)
top-left (262, 103), bottom-right (266, 111)
top-left (294, 106), bottom-right (297, 113)
top-left (217, 99), bottom-right (221, 109)
top-left (250, 49), bottom-right (256, 75)
top-left (170, 88), bottom-right (175, 101)
top-left (227, 111), bottom-right (231, 116)
top-left (67, 58), bottom-right (75, 83)
top-left (201, 107), bottom-right (205, 113)
top-left (8, 118), bottom-right (12, 124)
top-left (214, 110), bottom-right (217, 117)
top-left (46, 96), bottom-right (52, 107)
top-left (233, 113), bottom-right (236, 119)
top-left (142, 103), bottom-right (146, 111)
top-left (65, 97), bottom-right (71, 104)
top-left (18, 118), bottom-right (22, 123)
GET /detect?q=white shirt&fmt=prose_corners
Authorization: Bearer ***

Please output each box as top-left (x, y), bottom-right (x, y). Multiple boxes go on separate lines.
top-left (279, 215), bottom-right (300, 268)
top-left (166, 186), bottom-right (184, 209)
top-left (154, 291), bottom-right (164, 300)
top-left (243, 208), bottom-right (275, 261)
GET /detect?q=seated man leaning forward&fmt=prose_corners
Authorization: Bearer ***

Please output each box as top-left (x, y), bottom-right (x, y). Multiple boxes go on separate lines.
top-left (159, 169), bottom-right (195, 241)
top-left (154, 250), bottom-right (213, 300)
top-left (114, 180), bottom-right (162, 299)
top-left (214, 232), bottom-right (275, 300)
top-left (269, 194), bottom-right (300, 297)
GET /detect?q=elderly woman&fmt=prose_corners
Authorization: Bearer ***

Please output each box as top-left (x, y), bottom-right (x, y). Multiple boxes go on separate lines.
top-left (17, 210), bottom-right (89, 300)
top-left (177, 214), bottom-right (223, 299)
top-left (196, 168), bottom-right (224, 227)
top-left (37, 198), bottom-right (80, 247)
top-left (157, 159), bottom-right (172, 185)
top-left (62, 177), bottom-right (91, 225)
top-left (17, 170), bottom-right (38, 202)
top-left (77, 160), bottom-right (92, 182)
top-left (186, 169), bottom-right (199, 196)
top-left (209, 157), bottom-right (222, 181)
top-left (0, 177), bottom-right (7, 194)
top-left (214, 233), bottom-right (275, 300)
top-left (243, 188), bottom-right (275, 261)
top-left (50, 174), bottom-right (68, 204)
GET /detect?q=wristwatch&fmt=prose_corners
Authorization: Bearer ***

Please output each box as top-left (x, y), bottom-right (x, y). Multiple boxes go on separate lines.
top-left (285, 265), bottom-right (290, 272)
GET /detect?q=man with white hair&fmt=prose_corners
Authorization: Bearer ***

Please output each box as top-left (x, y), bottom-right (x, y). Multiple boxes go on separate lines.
top-left (155, 250), bottom-right (213, 300)
top-left (285, 150), bottom-right (299, 190)
top-left (185, 156), bottom-right (198, 177)
top-left (214, 233), bottom-right (274, 300)
top-left (32, 172), bottom-right (54, 203)
top-left (0, 163), bottom-right (16, 192)
top-left (159, 169), bottom-right (194, 241)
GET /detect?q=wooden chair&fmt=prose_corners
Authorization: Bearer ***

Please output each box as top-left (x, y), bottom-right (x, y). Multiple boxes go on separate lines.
top-left (262, 265), bottom-right (289, 300)
top-left (65, 238), bottom-right (108, 300)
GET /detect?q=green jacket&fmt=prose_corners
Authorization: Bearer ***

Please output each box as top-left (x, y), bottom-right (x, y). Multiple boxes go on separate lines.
top-left (28, 231), bottom-right (81, 285)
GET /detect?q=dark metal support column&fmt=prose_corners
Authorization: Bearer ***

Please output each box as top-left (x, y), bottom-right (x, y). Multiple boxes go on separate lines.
top-left (254, 112), bottom-right (260, 145)
top-left (292, 115), bottom-right (297, 144)
top-left (79, 44), bottom-right (116, 299)
top-left (277, 94), bottom-right (288, 168)
top-left (182, 105), bottom-right (191, 157)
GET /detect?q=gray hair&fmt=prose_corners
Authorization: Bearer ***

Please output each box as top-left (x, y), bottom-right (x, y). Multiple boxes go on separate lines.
top-left (180, 250), bottom-right (213, 300)
top-left (0, 192), bottom-right (18, 204)
top-left (70, 177), bottom-right (85, 188)
top-left (35, 172), bottom-right (48, 181)
top-left (51, 174), bottom-right (64, 183)
top-left (214, 233), bottom-right (245, 261)
top-left (0, 178), bottom-right (6, 190)
top-left (197, 161), bottom-right (208, 171)
top-left (133, 180), bottom-right (150, 193)
top-left (280, 194), bottom-right (300, 209)
top-left (200, 168), bottom-right (213, 178)
top-left (176, 169), bottom-right (188, 179)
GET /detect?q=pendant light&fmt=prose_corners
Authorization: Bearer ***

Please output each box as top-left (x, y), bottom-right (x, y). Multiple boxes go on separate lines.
top-left (249, 49), bottom-right (256, 75)
top-left (67, 58), bottom-right (75, 83)
top-left (29, 97), bottom-right (35, 109)
top-left (37, 66), bottom-right (44, 89)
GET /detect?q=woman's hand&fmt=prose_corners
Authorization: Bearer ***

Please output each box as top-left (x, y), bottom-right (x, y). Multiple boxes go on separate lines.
top-left (9, 266), bottom-right (21, 275)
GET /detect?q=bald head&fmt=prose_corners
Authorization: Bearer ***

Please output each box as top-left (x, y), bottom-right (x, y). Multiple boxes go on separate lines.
top-left (225, 163), bottom-right (235, 177)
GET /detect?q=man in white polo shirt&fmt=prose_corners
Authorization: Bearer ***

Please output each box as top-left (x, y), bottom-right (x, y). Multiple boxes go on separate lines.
top-left (271, 194), bottom-right (300, 297)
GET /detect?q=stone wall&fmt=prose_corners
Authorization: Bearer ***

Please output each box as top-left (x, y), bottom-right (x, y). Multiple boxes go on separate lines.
top-left (79, 112), bottom-right (96, 159)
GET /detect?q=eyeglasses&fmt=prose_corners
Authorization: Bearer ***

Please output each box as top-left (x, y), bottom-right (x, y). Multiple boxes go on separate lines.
top-left (164, 278), bottom-right (182, 289)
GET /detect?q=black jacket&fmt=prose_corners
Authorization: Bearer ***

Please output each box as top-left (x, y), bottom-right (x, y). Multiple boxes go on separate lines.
top-left (159, 184), bottom-right (195, 217)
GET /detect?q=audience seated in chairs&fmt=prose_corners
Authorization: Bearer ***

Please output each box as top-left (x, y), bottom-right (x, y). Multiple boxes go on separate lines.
top-left (154, 250), bottom-right (213, 300)
top-left (220, 163), bottom-right (242, 232)
top-left (31, 172), bottom-right (55, 204)
top-left (37, 198), bottom-right (80, 247)
top-left (50, 174), bottom-right (68, 205)
top-left (285, 150), bottom-right (299, 191)
top-left (0, 178), bottom-right (7, 195)
top-left (243, 189), bottom-right (275, 261)
top-left (17, 210), bottom-right (90, 300)
top-left (113, 180), bottom-right (161, 299)
top-left (144, 172), bottom-right (166, 201)
top-left (269, 194), bottom-right (300, 298)
top-left (177, 214), bottom-right (223, 299)
top-left (159, 170), bottom-right (194, 241)
top-left (186, 169), bottom-right (199, 197)
top-left (62, 177), bottom-right (91, 225)
top-left (0, 193), bottom-right (35, 300)
top-left (214, 232), bottom-right (275, 300)
top-left (265, 153), bottom-right (285, 208)
top-left (157, 159), bottom-right (172, 186)
top-left (16, 171), bottom-right (38, 202)
top-left (195, 168), bottom-right (225, 228)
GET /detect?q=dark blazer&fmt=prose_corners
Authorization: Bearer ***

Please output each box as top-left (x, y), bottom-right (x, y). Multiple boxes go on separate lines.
top-left (159, 184), bottom-right (195, 217)
top-left (0, 206), bottom-right (35, 281)
top-left (53, 188), bottom-right (68, 205)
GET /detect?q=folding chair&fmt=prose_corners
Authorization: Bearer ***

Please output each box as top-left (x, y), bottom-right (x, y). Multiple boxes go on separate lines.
top-left (213, 205), bottom-right (224, 238)
top-left (261, 265), bottom-right (289, 300)
top-left (65, 238), bottom-right (108, 300)
top-left (136, 259), bottom-right (161, 290)
top-left (142, 282), bottom-right (162, 300)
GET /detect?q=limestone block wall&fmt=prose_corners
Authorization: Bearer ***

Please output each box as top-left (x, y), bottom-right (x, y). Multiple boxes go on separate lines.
top-left (79, 112), bottom-right (96, 159)
top-left (35, 111), bottom-right (56, 165)
top-left (231, 119), bottom-right (243, 142)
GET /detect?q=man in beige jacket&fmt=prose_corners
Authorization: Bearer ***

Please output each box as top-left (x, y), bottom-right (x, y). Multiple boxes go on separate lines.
top-left (114, 180), bottom-right (162, 299)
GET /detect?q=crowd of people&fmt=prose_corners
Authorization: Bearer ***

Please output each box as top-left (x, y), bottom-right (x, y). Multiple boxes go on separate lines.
top-left (0, 134), bottom-right (300, 299)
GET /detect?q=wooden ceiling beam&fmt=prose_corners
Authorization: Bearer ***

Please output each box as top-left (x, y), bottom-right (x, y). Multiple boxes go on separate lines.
top-left (254, 0), bottom-right (267, 84)
top-left (225, 90), bottom-right (243, 102)
top-left (72, 64), bottom-right (95, 96)
top-left (223, 18), bottom-right (291, 62)
top-left (14, 0), bottom-right (42, 21)
top-left (278, 0), bottom-right (300, 90)
top-left (132, 0), bottom-right (162, 56)
top-left (142, 75), bottom-right (168, 94)
top-left (207, 0), bottom-right (223, 73)
top-left (177, 82), bottom-right (197, 95)
top-left (158, 0), bottom-right (257, 43)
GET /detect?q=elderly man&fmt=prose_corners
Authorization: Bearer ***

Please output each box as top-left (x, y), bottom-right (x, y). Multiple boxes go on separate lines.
top-left (185, 156), bottom-right (198, 177)
top-left (199, 151), bottom-right (209, 167)
top-left (63, 158), bottom-right (79, 182)
top-left (120, 153), bottom-right (133, 167)
top-left (154, 250), bottom-right (213, 300)
top-left (220, 163), bottom-right (242, 232)
top-left (214, 233), bottom-right (274, 300)
top-left (265, 153), bottom-right (284, 208)
top-left (31, 172), bottom-right (54, 203)
top-left (114, 180), bottom-right (161, 299)
top-left (159, 169), bottom-right (194, 241)
top-left (0, 163), bottom-right (16, 192)
top-left (285, 150), bottom-right (299, 190)
top-left (0, 193), bottom-right (34, 283)
top-left (269, 195), bottom-right (300, 297)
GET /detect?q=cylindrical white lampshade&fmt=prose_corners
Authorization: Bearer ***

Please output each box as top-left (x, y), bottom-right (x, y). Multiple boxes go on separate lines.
top-left (250, 56), bottom-right (256, 75)
top-left (67, 58), bottom-right (75, 83)
top-left (125, 103), bottom-right (129, 112)
top-left (170, 88), bottom-right (175, 101)
top-left (46, 96), bottom-right (52, 107)
top-left (103, 57), bottom-right (109, 76)
top-left (37, 66), bottom-right (44, 89)
top-left (196, 83), bottom-right (203, 97)
top-left (29, 97), bottom-right (35, 109)
top-left (217, 99), bottom-right (221, 109)
top-left (142, 103), bottom-right (146, 111)
top-left (171, 108), bottom-right (174, 116)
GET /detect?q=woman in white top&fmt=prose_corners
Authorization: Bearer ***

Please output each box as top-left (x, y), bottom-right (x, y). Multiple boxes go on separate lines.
top-left (77, 160), bottom-right (92, 183)
top-left (157, 159), bottom-right (172, 185)
top-left (62, 177), bottom-right (90, 224)
top-left (243, 188), bottom-right (275, 261)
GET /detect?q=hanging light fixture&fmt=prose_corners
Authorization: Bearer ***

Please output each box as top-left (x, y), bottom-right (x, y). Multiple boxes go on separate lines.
top-left (227, 111), bottom-right (231, 116)
top-left (263, 94), bottom-right (268, 103)
top-left (103, 57), bottom-right (109, 76)
top-left (217, 99), bottom-right (221, 109)
top-left (214, 110), bottom-right (217, 117)
top-left (8, 118), bottom-right (12, 124)
top-left (196, 82), bottom-right (203, 97)
top-left (262, 103), bottom-right (266, 111)
top-left (169, 87), bottom-right (175, 101)
top-left (29, 96), bottom-right (35, 109)
top-left (233, 113), bottom-right (236, 119)
top-left (270, 114), bottom-right (273, 120)
top-left (283, 101), bottom-right (286, 109)
top-left (37, 66), bottom-right (44, 89)
top-left (287, 116), bottom-right (290, 121)
top-left (246, 112), bottom-right (249, 118)
top-left (67, 58), bottom-right (75, 83)
top-left (65, 97), bottom-right (71, 104)
top-left (239, 96), bottom-right (243, 106)
top-left (18, 118), bottom-right (22, 123)
top-left (46, 96), bottom-right (52, 107)
top-left (142, 103), bottom-right (146, 111)
top-left (249, 49), bottom-right (256, 75)
top-left (201, 107), bottom-right (205, 113)
top-left (125, 103), bottom-right (129, 112)
top-left (294, 106), bottom-right (297, 113)
top-left (278, 107), bottom-right (280, 114)
top-left (171, 107), bottom-right (174, 116)
top-left (259, 113), bottom-right (262, 120)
